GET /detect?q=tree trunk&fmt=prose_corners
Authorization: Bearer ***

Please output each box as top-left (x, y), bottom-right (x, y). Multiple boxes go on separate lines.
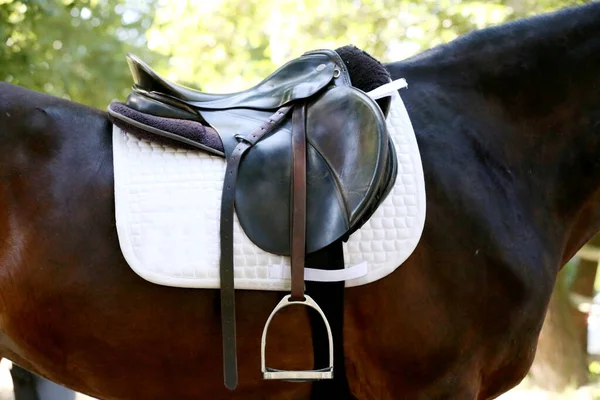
top-left (571, 234), bottom-right (600, 350)
top-left (528, 270), bottom-right (589, 391)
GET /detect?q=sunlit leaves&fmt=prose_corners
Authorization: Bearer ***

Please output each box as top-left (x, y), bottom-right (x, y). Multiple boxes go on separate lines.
top-left (1, 0), bottom-right (593, 107)
top-left (146, 0), bottom-right (590, 93)
top-left (0, 0), bottom-right (163, 107)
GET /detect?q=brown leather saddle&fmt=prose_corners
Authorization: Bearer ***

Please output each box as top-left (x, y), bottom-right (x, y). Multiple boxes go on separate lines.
top-left (108, 48), bottom-right (397, 390)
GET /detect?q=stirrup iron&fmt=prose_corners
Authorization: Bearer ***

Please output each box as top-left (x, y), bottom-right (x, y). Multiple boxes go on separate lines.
top-left (261, 294), bottom-right (334, 381)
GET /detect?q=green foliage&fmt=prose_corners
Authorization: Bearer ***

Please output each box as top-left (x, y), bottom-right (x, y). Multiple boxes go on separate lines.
top-left (0, 0), bottom-right (594, 106)
top-left (146, 0), bottom-right (592, 93)
top-left (0, 0), bottom-right (164, 107)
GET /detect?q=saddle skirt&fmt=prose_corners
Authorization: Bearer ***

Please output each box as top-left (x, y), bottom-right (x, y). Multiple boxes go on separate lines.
top-left (112, 90), bottom-right (426, 290)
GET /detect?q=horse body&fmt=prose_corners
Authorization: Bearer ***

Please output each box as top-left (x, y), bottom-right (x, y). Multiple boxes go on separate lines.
top-left (0, 3), bottom-right (599, 399)
top-left (384, 5), bottom-right (600, 397)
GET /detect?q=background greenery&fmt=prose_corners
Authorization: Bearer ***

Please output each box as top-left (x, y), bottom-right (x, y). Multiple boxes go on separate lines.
top-left (0, 0), bottom-right (591, 108)
top-left (2, 0), bottom-right (599, 398)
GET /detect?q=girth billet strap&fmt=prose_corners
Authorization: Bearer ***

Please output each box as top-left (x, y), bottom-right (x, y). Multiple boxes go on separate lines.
top-left (220, 105), bottom-right (293, 390)
top-left (306, 242), bottom-right (352, 398)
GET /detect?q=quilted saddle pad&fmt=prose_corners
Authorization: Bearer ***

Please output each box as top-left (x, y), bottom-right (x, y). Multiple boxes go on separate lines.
top-left (112, 91), bottom-right (426, 290)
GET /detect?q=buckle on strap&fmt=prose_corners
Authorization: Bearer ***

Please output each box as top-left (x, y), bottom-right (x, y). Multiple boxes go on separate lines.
top-left (261, 294), bottom-right (334, 381)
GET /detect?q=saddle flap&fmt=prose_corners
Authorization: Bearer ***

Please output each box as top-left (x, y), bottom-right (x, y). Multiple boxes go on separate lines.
top-left (234, 85), bottom-right (390, 255)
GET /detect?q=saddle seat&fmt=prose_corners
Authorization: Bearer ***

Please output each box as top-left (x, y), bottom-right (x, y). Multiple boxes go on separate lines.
top-left (127, 52), bottom-right (339, 111)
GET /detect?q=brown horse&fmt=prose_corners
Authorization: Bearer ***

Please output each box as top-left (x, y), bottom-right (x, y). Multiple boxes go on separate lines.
top-left (1, 3), bottom-right (599, 399)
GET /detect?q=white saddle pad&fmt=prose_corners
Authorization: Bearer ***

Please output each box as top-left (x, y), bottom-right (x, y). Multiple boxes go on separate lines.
top-left (112, 91), bottom-right (426, 290)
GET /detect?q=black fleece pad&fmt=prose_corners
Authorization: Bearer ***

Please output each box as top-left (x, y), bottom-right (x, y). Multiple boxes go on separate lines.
top-left (108, 102), bottom-right (224, 153)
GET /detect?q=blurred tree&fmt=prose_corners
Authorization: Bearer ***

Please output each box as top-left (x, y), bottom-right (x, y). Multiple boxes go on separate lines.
top-left (529, 267), bottom-right (589, 391)
top-left (570, 235), bottom-right (600, 351)
top-left (145, 0), bottom-right (591, 93)
top-left (1, 0), bottom-right (592, 103)
top-left (526, 235), bottom-right (600, 392)
top-left (0, 0), bottom-right (164, 108)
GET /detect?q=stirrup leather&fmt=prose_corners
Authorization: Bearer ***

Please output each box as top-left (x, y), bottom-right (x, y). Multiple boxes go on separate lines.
top-left (261, 294), bottom-right (334, 381)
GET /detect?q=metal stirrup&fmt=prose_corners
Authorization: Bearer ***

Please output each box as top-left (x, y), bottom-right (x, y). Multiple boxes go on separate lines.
top-left (261, 294), bottom-right (334, 381)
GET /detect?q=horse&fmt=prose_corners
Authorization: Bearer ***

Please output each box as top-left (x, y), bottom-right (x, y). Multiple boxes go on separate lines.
top-left (0, 3), bottom-right (599, 399)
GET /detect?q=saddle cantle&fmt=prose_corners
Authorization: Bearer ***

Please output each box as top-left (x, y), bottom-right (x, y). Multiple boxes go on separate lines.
top-left (108, 47), bottom-right (398, 389)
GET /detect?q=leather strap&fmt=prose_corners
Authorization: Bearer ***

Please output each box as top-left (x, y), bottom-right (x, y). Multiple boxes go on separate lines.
top-left (220, 105), bottom-right (293, 390)
top-left (290, 103), bottom-right (307, 301)
top-left (305, 241), bottom-right (352, 399)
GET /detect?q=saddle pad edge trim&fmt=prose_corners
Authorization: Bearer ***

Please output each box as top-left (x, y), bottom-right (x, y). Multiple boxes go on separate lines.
top-left (268, 261), bottom-right (368, 282)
